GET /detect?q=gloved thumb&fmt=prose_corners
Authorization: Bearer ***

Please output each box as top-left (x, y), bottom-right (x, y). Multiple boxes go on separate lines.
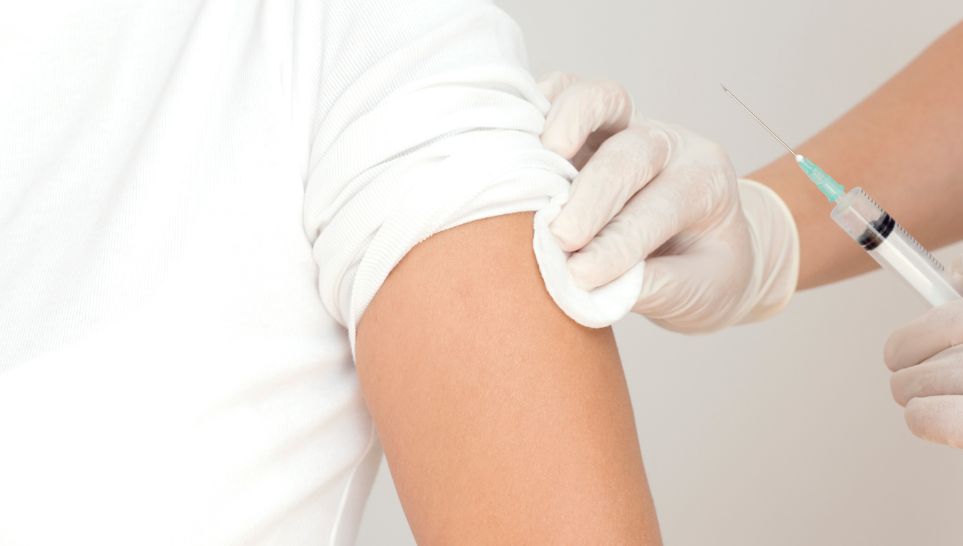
top-left (950, 255), bottom-right (963, 293)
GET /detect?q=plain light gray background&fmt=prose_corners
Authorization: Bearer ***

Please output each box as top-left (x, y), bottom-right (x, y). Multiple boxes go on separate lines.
top-left (359, 1), bottom-right (963, 544)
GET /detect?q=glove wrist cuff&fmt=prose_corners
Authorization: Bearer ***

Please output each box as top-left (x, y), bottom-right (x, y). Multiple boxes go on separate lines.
top-left (735, 178), bottom-right (801, 323)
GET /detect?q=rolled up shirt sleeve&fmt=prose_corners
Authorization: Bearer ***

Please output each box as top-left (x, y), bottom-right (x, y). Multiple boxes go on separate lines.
top-left (302, 0), bottom-right (645, 355)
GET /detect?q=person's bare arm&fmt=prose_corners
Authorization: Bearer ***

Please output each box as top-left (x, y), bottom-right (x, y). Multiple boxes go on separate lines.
top-left (355, 212), bottom-right (661, 545)
top-left (749, 21), bottom-right (963, 289)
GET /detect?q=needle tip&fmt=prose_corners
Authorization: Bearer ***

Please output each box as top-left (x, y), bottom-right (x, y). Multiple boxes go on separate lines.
top-left (720, 83), bottom-right (729, 93)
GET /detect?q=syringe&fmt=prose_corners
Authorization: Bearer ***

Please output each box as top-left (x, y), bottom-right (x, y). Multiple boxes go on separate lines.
top-left (722, 85), bottom-right (962, 307)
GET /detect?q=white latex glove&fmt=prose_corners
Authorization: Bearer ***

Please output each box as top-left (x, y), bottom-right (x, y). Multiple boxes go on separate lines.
top-left (538, 73), bottom-right (799, 333)
top-left (885, 261), bottom-right (963, 448)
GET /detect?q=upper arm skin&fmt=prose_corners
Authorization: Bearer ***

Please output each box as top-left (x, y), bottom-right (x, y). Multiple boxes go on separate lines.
top-left (355, 212), bottom-right (661, 545)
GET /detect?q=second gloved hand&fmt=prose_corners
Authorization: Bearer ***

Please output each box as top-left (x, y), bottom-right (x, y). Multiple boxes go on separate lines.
top-left (885, 274), bottom-right (963, 449)
top-left (538, 73), bottom-right (799, 332)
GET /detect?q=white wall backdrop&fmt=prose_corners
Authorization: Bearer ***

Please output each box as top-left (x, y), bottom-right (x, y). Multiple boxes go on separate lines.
top-left (359, 1), bottom-right (963, 544)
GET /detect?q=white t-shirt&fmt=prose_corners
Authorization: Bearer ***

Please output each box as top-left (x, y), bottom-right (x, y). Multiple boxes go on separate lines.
top-left (0, 1), bottom-right (643, 544)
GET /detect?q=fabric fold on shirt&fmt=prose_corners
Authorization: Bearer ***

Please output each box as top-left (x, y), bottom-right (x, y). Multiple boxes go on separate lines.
top-left (301, 4), bottom-right (646, 356)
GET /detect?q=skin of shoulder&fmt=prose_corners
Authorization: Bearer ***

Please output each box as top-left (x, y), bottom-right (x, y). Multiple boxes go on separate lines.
top-left (355, 211), bottom-right (662, 545)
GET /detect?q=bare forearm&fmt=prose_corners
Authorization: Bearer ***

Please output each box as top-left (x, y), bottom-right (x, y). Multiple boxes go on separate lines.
top-left (356, 212), bottom-right (661, 545)
top-left (750, 21), bottom-right (963, 289)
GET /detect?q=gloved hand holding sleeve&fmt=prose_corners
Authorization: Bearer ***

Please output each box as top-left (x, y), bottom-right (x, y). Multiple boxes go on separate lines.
top-left (885, 265), bottom-right (963, 449)
top-left (537, 73), bottom-right (800, 333)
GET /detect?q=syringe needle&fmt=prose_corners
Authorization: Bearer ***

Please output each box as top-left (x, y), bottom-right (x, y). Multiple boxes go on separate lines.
top-left (720, 84), bottom-right (798, 157)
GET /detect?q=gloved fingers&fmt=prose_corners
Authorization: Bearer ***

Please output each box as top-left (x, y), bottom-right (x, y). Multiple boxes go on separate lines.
top-left (903, 396), bottom-right (963, 449)
top-left (564, 171), bottom-right (711, 290)
top-left (631, 256), bottom-right (691, 325)
top-left (541, 79), bottom-right (636, 159)
top-left (537, 71), bottom-right (580, 102)
top-left (550, 125), bottom-right (672, 252)
top-left (884, 299), bottom-right (963, 372)
top-left (629, 253), bottom-right (727, 332)
top-left (890, 346), bottom-right (963, 406)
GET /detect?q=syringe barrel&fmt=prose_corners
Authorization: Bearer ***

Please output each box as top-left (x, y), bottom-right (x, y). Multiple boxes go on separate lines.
top-left (831, 187), bottom-right (961, 306)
